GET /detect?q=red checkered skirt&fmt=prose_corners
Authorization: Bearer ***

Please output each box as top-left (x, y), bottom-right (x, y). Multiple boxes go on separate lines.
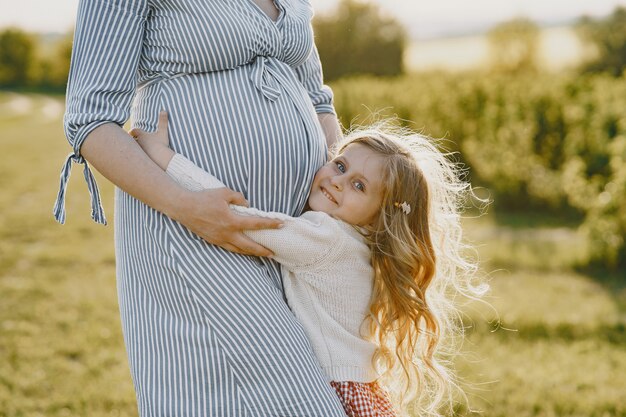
top-left (330, 381), bottom-right (399, 417)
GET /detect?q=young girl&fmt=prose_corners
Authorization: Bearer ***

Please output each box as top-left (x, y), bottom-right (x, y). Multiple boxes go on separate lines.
top-left (131, 112), bottom-right (485, 416)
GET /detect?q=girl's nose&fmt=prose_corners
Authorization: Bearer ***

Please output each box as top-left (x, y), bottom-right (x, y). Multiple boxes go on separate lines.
top-left (330, 175), bottom-right (342, 190)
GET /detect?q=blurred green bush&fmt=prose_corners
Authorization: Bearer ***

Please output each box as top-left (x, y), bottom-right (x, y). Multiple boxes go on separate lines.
top-left (0, 29), bottom-right (36, 87)
top-left (487, 18), bottom-right (540, 75)
top-left (313, 0), bottom-right (406, 81)
top-left (331, 72), bottom-right (626, 269)
top-left (0, 28), bottom-right (71, 91)
top-left (577, 6), bottom-right (626, 77)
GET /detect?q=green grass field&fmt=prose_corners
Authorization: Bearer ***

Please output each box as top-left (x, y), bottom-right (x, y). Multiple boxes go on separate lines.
top-left (1, 93), bottom-right (625, 416)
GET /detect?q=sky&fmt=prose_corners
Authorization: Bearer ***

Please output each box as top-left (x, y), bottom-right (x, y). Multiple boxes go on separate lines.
top-left (1, 0), bottom-right (625, 39)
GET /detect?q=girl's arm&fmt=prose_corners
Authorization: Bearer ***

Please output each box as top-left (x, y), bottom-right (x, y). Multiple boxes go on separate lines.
top-left (164, 153), bottom-right (342, 269)
top-left (132, 114), bottom-right (341, 268)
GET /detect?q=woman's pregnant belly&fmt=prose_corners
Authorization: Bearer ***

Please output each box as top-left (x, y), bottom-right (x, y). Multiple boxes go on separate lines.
top-left (132, 64), bottom-right (326, 216)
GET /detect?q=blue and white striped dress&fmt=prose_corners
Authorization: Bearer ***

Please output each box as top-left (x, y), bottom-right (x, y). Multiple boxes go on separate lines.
top-left (54, 0), bottom-right (346, 415)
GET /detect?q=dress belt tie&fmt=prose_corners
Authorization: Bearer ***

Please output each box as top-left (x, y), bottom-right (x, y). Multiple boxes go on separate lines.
top-left (250, 56), bottom-right (282, 102)
top-left (248, 55), bottom-right (328, 213)
top-left (53, 152), bottom-right (107, 225)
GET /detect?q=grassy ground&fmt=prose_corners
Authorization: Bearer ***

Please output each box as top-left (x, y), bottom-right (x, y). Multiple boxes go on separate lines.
top-left (457, 215), bottom-right (626, 416)
top-left (1, 93), bottom-right (625, 416)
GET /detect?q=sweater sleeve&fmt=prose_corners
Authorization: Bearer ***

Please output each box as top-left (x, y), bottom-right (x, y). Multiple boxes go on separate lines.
top-left (234, 208), bottom-right (342, 269)
top-left (165, 153), bottom-right (341, 268)
top-left (166, 153), bottom-right (228, 190)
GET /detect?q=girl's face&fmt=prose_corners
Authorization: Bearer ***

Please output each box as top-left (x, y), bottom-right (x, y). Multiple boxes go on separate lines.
top-left (308, 143), bottom-right (385, 226)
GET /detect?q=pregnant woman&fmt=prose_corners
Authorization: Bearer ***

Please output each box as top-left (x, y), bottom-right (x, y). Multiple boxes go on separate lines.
top-left (53, 0), bottom-right (345, 415)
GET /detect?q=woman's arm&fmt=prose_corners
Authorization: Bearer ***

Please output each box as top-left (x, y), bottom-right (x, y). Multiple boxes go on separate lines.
top-left (293, 38), bottom-right (343, 152)
top-left (80, 124), bottom-right (282, 257)
top-left (58, 0), bottom-right (279, 256)
top-left (317, 113), bottom-right (343, 151)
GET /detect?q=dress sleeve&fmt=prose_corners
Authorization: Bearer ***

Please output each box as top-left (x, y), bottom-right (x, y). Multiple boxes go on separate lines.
top-left (53, 0), bottom-right (149, 225)
top-left (165, 153), bottom-right (340, 269)
top-left (294, 40), bottom-right (335, 115)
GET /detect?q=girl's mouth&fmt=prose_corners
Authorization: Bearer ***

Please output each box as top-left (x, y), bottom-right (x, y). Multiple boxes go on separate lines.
top-left (321, 187), bottom-right (337, 204)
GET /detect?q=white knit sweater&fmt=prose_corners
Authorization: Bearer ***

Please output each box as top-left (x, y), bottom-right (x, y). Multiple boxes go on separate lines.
top-left (167, 154), bottom-right (379, 382)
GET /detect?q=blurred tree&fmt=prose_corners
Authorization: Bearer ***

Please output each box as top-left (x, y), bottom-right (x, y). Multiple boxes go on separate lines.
top-left (314, 0), bottom-right (406, 81)
top-left (39, 33), bottom-right (73, 91)
top-left (487, 18), bottom-right (540, 74)
top-left (577, 7), bottom-right (626, 76)
top-left (0, 28), bottom-right (36, 87)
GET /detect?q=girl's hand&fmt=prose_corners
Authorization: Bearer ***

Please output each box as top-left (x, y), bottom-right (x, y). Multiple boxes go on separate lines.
top-left (130, 110), bottom-right (170, 147)
top-left (130, 111), bottom-right (174, 170)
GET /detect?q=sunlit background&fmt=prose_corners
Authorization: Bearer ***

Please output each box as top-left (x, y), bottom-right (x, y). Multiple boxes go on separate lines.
top-left (1, 1), bottom-right (626, 416)
top-left (2, 0), bottom-right (626, 35)
top-left (3, 0), bottom-right (626, 66)
top-left (2, 0), bottom-right (626, 72)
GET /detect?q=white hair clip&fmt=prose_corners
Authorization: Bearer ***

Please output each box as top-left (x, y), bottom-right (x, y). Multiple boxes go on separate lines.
top-left (394, 201), bottom-right (411, 215)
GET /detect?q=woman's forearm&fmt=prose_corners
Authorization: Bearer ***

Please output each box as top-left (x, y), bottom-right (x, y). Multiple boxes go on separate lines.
top-left (79, 123), bottom-right (186, 219)
top-left (79, 122), bottom-right (283, 256)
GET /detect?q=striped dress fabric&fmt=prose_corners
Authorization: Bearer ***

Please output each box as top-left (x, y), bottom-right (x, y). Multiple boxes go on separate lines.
top-left (54, 0), bottom-right (347, 415)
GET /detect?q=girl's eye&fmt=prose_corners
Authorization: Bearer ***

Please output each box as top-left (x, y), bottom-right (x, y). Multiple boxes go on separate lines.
top-left (335, 161), bottom-right (345, 173)
top-left (354, 181), bottom-right (365, 192)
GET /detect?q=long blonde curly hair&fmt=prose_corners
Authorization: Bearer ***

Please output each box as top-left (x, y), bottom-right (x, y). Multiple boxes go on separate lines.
top-left (334, 124), bottom-right (487, 416)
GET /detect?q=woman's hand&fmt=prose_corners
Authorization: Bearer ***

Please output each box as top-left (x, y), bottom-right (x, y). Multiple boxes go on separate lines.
top-left (171, 188), bottom-right (282, 256)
